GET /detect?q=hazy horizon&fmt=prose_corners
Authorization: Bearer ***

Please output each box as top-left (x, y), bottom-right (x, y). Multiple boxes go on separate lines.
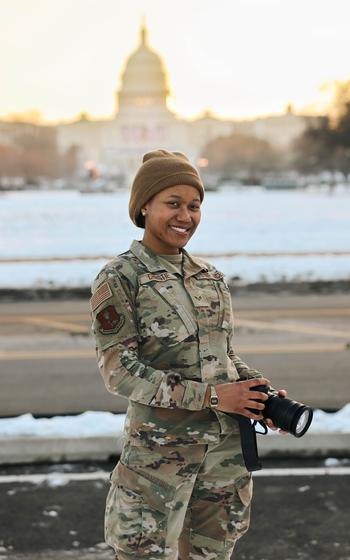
top-left (1, 0), bottom-right (350, 124)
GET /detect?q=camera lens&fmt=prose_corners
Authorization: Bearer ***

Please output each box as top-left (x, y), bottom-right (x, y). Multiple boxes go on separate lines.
top-left (265, 396), bottom-right (313, 437)
top-left (292, 407), bottom-right (313, 437)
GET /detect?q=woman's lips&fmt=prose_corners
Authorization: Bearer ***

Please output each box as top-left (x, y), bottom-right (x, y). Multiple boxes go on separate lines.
top-left (169, 225), bottom-right (191, 235)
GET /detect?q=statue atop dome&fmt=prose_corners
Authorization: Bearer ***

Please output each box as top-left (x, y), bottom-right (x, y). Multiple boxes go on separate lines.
top-left (140, 15), bottom-right (148, 47)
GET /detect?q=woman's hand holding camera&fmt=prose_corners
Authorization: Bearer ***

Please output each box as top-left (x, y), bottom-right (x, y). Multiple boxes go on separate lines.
top-left (205, 378), bottom-right (271, 421)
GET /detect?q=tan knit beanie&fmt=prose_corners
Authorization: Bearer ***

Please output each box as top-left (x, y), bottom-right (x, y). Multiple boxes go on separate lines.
top-left (129, 149), bottom-right (205, 228)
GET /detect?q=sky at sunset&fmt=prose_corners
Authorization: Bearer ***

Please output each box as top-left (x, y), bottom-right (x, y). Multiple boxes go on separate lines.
top-left (1, 0), bottom-right (350, 123)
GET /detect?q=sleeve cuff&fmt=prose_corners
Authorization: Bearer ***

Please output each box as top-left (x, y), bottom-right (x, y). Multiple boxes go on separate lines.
top-left (182, 380), bottom-right (209, 410)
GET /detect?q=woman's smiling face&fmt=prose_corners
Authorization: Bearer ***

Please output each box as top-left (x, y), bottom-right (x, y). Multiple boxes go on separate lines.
top-left (141, 185), bottom-right (202, 254)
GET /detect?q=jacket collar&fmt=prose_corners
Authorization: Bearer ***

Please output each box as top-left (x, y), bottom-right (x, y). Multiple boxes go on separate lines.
top-left (129, 240), bottom-right (208, 278)
top-left (130, 240), bottom-right (164, 272)
top-left (182, 247), bottom-right (209, 277)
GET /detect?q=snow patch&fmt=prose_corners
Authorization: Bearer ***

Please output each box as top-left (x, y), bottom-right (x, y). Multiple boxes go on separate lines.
top-left (0, 411), bottom-right (126, 438)
top-left (0, 406), bottom-right (350, 439)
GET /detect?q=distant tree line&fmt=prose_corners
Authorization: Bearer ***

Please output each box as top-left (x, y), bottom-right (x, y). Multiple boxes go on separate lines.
top-left (292, 81), bottom-right (350, 175)
top-left (201, 133), bottom-right (283, 183)
top-left (202, 80), bottom-right (350, 180)
top-left (0, 127), bottom-right (78, 183)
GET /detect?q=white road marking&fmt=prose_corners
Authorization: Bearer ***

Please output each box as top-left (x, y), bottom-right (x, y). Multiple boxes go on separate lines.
top-left (22, 317), bottom-right (89, 333)
top-left (0, 314), bottom-right (88, 322)
top-left (1, 342), bottom-right (348, 361)
top-left (0, 315), bottom-right (89, 333)
top-left (236, 318), bottom-right (350, 338)
top-left (1, 467), bottom-right (350, 485)
top-left (0, 350), bottom-right (94, 360)
top-left (0, 471), bottom-right (109, 484)
top-left (1, 309), bottom-right (349, 323)
top-left (239, 308), bottom-right (350, 318)
top-left (237, 343), bottom-right (347, 354)
top-left (253, 467), bottom-right (350, 476)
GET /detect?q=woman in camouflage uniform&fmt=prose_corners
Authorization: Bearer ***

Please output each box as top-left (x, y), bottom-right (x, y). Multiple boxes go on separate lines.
top-left (90, 149), bottom-right (286, 560)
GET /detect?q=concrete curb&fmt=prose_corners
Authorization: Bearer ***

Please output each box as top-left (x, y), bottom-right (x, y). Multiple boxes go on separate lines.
top-left (0, 433), bottom-right (349, 464)
top-left (0, 436), bottom-right (123, 465)
top-left (257, 432), bottom-right (350, 458)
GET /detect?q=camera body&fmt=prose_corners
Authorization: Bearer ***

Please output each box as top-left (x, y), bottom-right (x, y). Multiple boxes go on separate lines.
top-left (251, 385), bottom-right (313, 438)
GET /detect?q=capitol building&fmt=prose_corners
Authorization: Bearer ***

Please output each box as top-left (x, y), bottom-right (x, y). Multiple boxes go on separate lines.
top-left (57, 21), bottom-right (312, 183)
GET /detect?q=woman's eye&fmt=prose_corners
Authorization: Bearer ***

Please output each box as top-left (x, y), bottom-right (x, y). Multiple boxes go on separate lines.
top-left (167, 202), bottom-right (200, 210)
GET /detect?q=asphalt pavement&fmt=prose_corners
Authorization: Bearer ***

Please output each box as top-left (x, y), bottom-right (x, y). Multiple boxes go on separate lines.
top-left (0, 293), bottom-right (350, 416)
top-left (1, 459), bottom-right (350, 560)
top-left (1, 292), bottom-right (350, 559)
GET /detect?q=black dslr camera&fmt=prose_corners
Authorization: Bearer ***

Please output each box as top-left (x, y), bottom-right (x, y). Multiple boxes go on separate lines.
top-left (251, 385), bottom-right (313, 438)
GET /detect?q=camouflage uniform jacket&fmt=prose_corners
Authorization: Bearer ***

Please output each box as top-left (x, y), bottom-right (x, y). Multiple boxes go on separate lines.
top-left (90, 240), bottom-right (263, 447)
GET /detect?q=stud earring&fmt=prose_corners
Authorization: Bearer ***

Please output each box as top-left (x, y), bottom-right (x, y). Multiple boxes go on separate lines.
top-left (141, 210), bottom-right (146, 216)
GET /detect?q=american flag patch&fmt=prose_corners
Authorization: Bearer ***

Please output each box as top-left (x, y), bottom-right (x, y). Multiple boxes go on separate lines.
top-left (90, 281), bottom-right (113, 312)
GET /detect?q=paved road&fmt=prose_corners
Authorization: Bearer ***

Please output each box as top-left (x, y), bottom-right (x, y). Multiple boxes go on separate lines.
top-left (0, 293), bottom-right (349, 416)
top-left (1, 460), bottom-right (349, 560)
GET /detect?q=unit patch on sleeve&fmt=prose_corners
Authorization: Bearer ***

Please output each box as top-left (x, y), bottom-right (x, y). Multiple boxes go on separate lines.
top-left (90, 281), bottom-right (113, 312)
top-left (96, 305), bottom-right (125, 334)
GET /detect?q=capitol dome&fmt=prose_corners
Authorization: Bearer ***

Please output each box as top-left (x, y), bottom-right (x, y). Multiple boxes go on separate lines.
top-left (117, 22), bottom-right (170, 112)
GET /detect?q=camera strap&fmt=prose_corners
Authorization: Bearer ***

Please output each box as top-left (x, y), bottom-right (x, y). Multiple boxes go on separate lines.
top-left (235, 415), bottom-right (262, 472)
top-left (254, 420), bottom-right (268, 435)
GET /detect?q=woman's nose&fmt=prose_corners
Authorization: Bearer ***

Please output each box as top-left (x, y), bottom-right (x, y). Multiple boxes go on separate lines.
top-left (177, 206), bottom-right (191, 221)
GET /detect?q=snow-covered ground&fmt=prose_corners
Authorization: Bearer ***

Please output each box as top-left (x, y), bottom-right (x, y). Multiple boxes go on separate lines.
top-left (1, 188), bottom-right (349, 287)
top-left (0, 406), bottom-right (349, 439)
top-left (1, 254), bottom-right (350, 288)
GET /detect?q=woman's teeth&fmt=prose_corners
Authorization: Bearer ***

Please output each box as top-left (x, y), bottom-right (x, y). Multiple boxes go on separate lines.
top-left (170, 226), bottom-right (189, 233)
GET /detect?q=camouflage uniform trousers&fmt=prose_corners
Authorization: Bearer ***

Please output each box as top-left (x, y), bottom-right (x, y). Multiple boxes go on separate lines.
top-left (105, 432), bottom-right (253, 560)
